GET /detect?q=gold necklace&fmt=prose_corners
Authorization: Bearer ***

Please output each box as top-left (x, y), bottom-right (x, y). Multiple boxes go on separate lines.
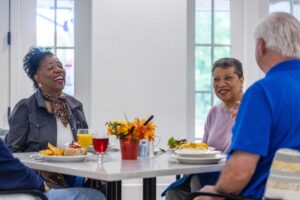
top-left (223, 93), bottom-right (243, 110)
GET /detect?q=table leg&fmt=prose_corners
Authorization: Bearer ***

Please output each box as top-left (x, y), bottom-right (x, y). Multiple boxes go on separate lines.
top-left (106, 181), bottom-right (122, 200)
top-left (143, 177), bottom-right (156, 200)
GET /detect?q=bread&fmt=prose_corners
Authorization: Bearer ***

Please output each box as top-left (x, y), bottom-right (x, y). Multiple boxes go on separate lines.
top-left (64, 143), bottom-right (87, 156)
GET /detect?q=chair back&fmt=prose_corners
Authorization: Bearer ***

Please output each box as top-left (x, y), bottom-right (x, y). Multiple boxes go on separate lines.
top-left (0, 128), bottom-right (9, 140)
top-left (0, 190), bottom-right (48, 200)
top-left (0, 194), bottom-right (37, 200)
top-left (264, 148), bottom-right (300, 200)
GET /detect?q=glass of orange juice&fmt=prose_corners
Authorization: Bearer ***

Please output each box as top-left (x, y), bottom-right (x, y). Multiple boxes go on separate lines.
top-left (77, 129), bottom-right (93, 148)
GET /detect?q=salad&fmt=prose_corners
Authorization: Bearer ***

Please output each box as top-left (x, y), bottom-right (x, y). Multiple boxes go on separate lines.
top-left (167, 137), bottom-right (187, 149)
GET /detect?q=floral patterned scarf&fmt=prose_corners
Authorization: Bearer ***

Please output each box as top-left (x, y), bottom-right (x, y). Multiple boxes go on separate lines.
top-left (41, 91), bottom-right (72, 127)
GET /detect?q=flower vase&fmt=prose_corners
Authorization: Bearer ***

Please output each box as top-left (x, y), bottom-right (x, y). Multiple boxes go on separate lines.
top-left (120, 138), bottom-right (139, 160)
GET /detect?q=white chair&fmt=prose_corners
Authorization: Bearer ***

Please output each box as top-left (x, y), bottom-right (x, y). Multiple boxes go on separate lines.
top-left (0, 128), bottom-right (9, 140)
top-left (0, 190), bottom-right (48, 200)
top-left (264, 148), bottom-right (300, 200)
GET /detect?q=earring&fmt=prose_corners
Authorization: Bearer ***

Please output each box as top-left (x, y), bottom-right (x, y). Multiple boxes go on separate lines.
top-left (38, 82), bottom-right (43, 88)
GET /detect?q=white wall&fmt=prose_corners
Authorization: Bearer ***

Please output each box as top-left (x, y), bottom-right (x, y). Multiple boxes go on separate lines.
top-left (74, 0), bottom-right (92, 123)
top-left (0, 0), bottom-right (10, 127)
top-left (0, 0), bottom-right (36, 128)
top-left (241, 0), bottom-right (268, 88)
top-left (90, 1), bottom-right (187, 198)
top-left (90, 0), bottom-right (187, 148)
top-left (231, 0), bottom-right (268, 89)
top-left (10, 0), bottom-right (37, 108)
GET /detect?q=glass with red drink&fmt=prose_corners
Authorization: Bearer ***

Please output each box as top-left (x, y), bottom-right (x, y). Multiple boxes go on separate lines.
top-left (93, 134), bottom-right (109, 163)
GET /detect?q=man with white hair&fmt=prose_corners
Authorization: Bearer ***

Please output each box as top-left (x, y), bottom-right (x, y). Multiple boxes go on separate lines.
top-left (194, 12), bottom-right (300, 200)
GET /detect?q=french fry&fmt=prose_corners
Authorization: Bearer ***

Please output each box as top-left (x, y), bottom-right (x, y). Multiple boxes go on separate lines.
top-left (39, 149), bottom-right (53, 156)
top-left (47, 143), bottom-right (64, 156)
top-left (176, 142), bottom-right (208, 150)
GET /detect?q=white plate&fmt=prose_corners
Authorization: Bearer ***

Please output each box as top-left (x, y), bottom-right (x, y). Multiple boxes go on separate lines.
top-left (170, 146), bottom-right (215, 152)
top-left (171, 154), bottom-right (225, 164)
top-left (110, 145), bottom-right (120, 151)
top-left (39, 153), bottom-right (92, 162)
top-left (174, 149), bottom-right (221, 158)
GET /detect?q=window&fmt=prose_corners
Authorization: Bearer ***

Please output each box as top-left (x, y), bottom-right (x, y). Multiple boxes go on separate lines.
top-left (269, 0), bottom-right (300, 20)
top-left (36, 0), bottom-right (75, 95)
top-left (194, 0), bottom-right (231, 139)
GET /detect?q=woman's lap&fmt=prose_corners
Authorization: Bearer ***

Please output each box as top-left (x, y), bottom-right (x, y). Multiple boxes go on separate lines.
top-left (44, 187), bottom-right (106, 200)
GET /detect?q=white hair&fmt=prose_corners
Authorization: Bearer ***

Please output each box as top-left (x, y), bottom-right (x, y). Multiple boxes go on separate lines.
top-left (254, 12), bottom-right (300, 57)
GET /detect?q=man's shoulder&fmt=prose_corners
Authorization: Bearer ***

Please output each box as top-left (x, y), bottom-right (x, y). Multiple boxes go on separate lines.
top-left (243, 81), bottom-right (266, 98)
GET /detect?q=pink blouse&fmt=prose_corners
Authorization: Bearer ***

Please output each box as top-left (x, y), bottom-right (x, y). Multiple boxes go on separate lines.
top-left (202, 103), bottom-right (236, 153)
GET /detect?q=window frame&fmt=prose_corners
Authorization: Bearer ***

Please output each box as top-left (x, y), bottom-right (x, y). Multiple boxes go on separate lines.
top-left (269, 0), bottom-right (300, 18)
top-left (188, 0), bottom-right (232, 141)
top-left (36, 0), bottom-right (75, 95)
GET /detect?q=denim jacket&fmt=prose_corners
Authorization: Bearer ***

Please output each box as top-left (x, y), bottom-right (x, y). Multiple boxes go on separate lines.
top-left (5, 90), bottom-right (88, 152)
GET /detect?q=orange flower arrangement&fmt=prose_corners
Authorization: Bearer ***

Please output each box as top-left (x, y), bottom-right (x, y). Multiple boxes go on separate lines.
top-left (106, 116), bottom-right (156, 141)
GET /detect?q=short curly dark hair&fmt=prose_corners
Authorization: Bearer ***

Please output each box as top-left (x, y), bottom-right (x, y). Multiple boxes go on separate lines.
top-left (23, 47), bottom-right (54, 89)
top-left (212, 57), bottom-right (243, 78)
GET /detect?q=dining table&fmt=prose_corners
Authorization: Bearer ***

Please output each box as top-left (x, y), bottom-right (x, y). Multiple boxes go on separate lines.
top-left (14, 151), bottom-right (225, 200)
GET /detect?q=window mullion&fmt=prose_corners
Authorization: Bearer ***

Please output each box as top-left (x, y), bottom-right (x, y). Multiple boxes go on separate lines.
top-left (54, 0), bottom-right (57, 54)
top-left (211, 0), bottom-right (215, 107)
top-left (194, 0), bottom-right (231, 139)
top-left (195, 44), bottom-right (231, 47)
top-left (195, 91), bottom-right (212, 94)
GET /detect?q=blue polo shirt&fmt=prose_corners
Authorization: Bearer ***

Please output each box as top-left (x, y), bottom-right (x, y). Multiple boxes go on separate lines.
top-left (0, 138), bottom-right (44, 191)
top-left (228, 59), bottom-right (300, 199)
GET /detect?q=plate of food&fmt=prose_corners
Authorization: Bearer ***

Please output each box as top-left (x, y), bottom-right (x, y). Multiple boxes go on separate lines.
top-left (174, 142), bottom-right (209, 150)
top-left (39, 143), bottom-right (91, 162)
top-left (174, 149), bottom-right (221, 158)
top-left (171, 154), bottom-right (225, 164)
top-left (168, 137), bottom-right (213, 151)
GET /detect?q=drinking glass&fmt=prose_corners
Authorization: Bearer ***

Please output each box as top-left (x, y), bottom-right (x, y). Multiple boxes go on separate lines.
top-left (93, 133), bottom-right (109, 163)
top-left (77, 129), bottom-right (93, 148)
